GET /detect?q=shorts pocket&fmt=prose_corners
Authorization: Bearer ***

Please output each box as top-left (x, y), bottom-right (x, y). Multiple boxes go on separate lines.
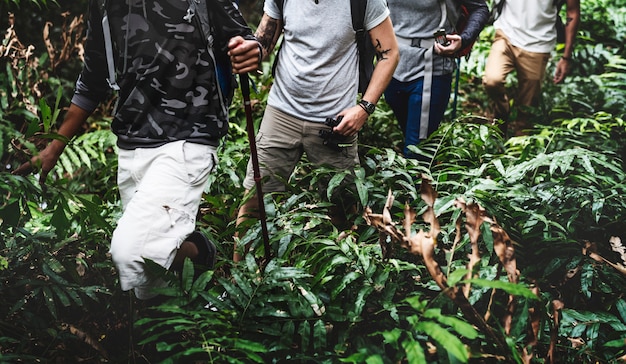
top-left (182, 142), bottom-right (216, 187)
top-left (141, 204), bottom-right (194, 267)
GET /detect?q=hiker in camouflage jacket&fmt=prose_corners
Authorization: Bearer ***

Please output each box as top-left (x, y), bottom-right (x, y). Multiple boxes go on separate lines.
top-left (14, 0), bottom-right (262, 300)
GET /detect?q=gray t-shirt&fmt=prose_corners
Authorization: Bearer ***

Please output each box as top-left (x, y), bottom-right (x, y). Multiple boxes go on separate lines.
top-left (387, 0), bottom-right (461, 81)
top-left (265, 0), bottom-right (389, 123)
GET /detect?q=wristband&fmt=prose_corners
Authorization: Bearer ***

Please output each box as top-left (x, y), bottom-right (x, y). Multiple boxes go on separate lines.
top-left (561, 56), bottom-right (572, 62)
top-left (256, 42), bottom-right (264, 69)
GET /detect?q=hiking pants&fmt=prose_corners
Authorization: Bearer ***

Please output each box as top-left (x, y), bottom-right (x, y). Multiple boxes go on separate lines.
top-left (483, 29), bottom-right (551, 123)
top-left (384, 73), bottom-right (452, 159)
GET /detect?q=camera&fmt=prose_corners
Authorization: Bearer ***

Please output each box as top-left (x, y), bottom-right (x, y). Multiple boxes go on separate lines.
top-left (434, 29), bottom-right (450, 46)
top-left (319, 116), bottom-right (346, 150)
top-left (324, 116), bottom-right (342, 128)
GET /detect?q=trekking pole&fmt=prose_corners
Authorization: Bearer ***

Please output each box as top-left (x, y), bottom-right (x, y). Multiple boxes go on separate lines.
top-left (239, 73), bottom-right (271, 263)
top-left (452, 57), bottom-right (461, 120)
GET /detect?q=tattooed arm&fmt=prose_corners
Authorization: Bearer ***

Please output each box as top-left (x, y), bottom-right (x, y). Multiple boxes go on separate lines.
top-left (229, 13), bottom-right (282, 74)
top-left (254, 13), bottom-right (284, 62)
top-left (333, 16), bottom-right (399, 137)
top-left (360, 16), bottom-right (399, 112)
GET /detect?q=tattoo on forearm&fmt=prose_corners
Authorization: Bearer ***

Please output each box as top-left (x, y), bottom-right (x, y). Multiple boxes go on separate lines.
top-left (374, 38), bottom-right (391, 61)
top-left (255, 18), bottom-right (280, 53)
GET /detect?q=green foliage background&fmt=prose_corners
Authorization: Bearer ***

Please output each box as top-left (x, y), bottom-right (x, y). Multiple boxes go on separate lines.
top-left (1, 0), bottom-right (626, 363)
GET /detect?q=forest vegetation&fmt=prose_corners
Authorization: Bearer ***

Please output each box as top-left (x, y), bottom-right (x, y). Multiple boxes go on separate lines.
top-left (1, 0), bottom-right (625, 362)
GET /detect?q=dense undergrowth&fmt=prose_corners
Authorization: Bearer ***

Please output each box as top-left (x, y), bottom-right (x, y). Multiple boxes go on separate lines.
top-left (1, 0), bottom-right (626, 362)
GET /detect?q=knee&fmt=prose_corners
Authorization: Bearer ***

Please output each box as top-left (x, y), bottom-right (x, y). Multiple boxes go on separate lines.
top-left (482, 73), bottom-right (505, 92)
top-left (109, 234), bottom-right (137, 268)
top-left (109, 223), bottom-right (150, 270)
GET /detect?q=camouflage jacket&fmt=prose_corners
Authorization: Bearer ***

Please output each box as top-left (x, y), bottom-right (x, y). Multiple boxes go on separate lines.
top-left (72, 0), bottom-right (254, 149)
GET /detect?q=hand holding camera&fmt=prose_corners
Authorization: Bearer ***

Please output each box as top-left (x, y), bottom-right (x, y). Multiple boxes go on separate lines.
top-left (319, 116), bottom-right (348, 150)
top-left (434, 29), bottom-right (450, 46)
top-left (433, 29), bottom-right (462, 56)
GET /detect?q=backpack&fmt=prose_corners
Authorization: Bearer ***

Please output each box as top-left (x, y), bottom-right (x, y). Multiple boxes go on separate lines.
top-left (274, 0), bottom-right (375, 94)
top-left (97, 0), bottom-right (243, 114)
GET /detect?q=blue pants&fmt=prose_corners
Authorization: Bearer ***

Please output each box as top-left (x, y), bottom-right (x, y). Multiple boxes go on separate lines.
top-left (384, 74), bottom-right (452, 158)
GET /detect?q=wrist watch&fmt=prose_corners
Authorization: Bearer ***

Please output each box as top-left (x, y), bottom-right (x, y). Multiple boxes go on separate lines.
top-left (359, 99), bottom-right (376, 116)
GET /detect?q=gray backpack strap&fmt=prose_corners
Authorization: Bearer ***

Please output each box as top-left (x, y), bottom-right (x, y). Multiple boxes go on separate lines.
top-left (418, 0), bottom-right (447, 139)
top-left (99, 0), bottom-right (120, 91)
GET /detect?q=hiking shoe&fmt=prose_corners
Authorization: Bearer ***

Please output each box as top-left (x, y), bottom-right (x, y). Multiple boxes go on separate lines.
top-left (186, 231), bottom-right (217, 270)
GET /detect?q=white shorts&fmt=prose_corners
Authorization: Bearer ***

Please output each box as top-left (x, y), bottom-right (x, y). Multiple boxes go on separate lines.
top-left (110, 141), bottom-right (217, 300)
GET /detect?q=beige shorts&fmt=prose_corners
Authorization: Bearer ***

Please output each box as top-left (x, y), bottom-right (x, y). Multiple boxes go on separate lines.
top-left (243, 105), bottom-right (359, 192)
top-left (111, 141), bottom-right (217, 300)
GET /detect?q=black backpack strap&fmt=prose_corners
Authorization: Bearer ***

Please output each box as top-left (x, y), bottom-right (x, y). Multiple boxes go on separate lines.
top-left (351, 0), bottom-right (373, 94)
top-left (271, 0), bottom-right (286, 77)
top-left (277, 0), bottom-right (284, 15)
top-left (350, 0), bottom-right (366, 36)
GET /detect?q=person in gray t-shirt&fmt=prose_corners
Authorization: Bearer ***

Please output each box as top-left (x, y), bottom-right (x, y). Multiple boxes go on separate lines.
top-left (234, 0), bottom-right (399, 262)
top-left (384, 0), bottom-right (488, 159)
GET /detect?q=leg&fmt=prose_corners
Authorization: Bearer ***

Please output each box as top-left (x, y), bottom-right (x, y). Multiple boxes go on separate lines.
top-left (111, 141), bottom-right (216, 300)
top-left (303, 119), bottom-right (359, 230)
top-left (483, 29), bottom-right (516, 133)
top-left (385, 77), bottom-right (426, 158)
top-left (233, 189), bottom-right (258, 262)
top-left (427, 73), bottom-right (453, 135)
top-left (234, 105), bottom-right (304, 262)
top-left (384, 77), bottom-right (409, 136)
top-left (511, 48), bottom-right (550, 136)
top-left (403, 77), bottom-right (426, 158)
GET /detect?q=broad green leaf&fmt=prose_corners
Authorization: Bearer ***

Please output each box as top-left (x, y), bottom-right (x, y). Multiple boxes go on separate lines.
top-left (365, 355), bottom-right (385, 364)
top-left (461, 278), bottom-right (538, 299)
top-left (448, 268), bottom-right (469, 286)
top-left (423, 308), bottom-right (478, 339)
top-left (401, 336), bottom-right (427, 364)
top-left (580, 263), bottom-right (594, 299)
top-left (42, 286), bottom-right (58, 319)
top-left (616, 299), bottom-right (626, 323)
top-left (381, 328), bottom-right (403, 349)
top-left (51, 285), bottom-right (71, 307)
top-left (480, 221), bottom-right (494, 255)
top-left (313, 319), bottom-right (327, 351)
top-left (586, 322), bottom-right (600, 345)
top-left (415, 321), bottom-right (468, 362)
top-left (604, 338), bottom-right (626, 348)
top-left (181, 258), bottom-right (194, 292)
top-left (331, 271), bottom-right (361, 299)
top-left (327, 172), bottom-right (347, 200)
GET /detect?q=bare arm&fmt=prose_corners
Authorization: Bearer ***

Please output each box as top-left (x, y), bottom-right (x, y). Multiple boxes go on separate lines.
top-left (334, 16), bottom-right (399, 137)
top-left (13, 103), bottom-right (91, 184)
top-left (554, 0), bottom-right (580, 83)
top-left (362, 17), bottom-right (400, 109)
top-left (254, 13), bottom-right (284, 61)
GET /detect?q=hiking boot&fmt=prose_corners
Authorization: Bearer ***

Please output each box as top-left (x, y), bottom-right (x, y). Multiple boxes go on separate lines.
top-left (186, 231), bottom-right (217, 270)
